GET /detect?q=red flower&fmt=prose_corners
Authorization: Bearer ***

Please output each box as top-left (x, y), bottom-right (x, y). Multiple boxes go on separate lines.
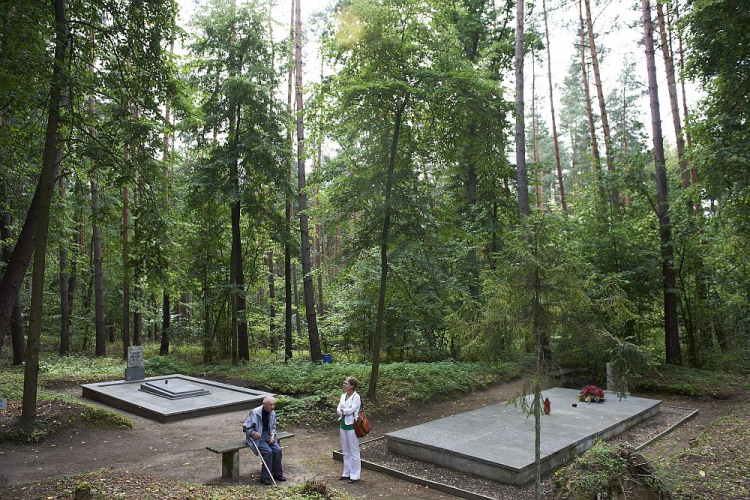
top-left (579, 385), bottom-right (605, 402)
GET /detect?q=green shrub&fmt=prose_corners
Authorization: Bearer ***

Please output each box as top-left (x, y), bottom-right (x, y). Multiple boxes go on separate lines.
top-left (145, 355), bottom-right (193, 376)
top-left (553, 442), bottom-right (672, 499)
top-left (632, 364), bottom-right (744, 399)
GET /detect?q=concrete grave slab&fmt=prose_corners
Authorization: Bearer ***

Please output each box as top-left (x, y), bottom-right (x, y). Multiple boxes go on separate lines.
top-left (82, 374), bottom-right (272, 423)
top-left (386, 387), bottom-right (660, 485)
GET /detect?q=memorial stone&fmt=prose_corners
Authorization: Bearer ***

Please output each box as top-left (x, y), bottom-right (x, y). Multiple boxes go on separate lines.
top-left (125, 345), bottom-right (146, 381)
top-left (0, 398), bottom-right (6, 411)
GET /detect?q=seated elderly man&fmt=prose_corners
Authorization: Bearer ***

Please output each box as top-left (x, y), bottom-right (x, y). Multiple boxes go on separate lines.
top-left (243, 396), bottom-right (286, 485)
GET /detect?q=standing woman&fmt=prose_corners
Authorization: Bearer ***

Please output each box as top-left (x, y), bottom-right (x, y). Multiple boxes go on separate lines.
top-left (337, 376), bottom-right (361, 484)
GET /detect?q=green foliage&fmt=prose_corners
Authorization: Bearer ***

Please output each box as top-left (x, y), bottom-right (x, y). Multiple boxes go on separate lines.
top-left (553, 442), bottom-right (672, 499)
top-left (632, 364), bottom-right (747, 399)
top-left (145, 355), bottom-right (193, 376)
top-left (37, 355), bottom-right (123, 382)
top-left (454, 212), bottom-right (594, 362)
top-left (198, 359), bottom-right (521, 425)
top-left (554, 442), bottom-right (629, 497)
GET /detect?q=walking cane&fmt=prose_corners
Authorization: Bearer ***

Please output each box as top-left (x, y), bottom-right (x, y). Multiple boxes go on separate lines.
top-left (249, 436), bottom-right (278, 486)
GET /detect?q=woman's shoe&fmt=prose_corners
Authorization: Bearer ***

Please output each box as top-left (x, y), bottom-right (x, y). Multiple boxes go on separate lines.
top-left (349, 479), bottom-right (359, 484)
top-left (339, 476), bottom-right (349, 481)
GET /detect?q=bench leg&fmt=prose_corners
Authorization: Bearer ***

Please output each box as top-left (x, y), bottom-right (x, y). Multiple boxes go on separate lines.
top-left (222, 450), bottom-right (239, 481)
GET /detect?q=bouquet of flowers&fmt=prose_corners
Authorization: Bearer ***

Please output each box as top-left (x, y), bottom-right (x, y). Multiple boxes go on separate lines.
top-left (579, 385), bottom-right (605, 403)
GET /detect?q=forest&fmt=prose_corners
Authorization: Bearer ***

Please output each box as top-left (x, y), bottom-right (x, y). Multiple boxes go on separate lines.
top-left (0, 0), bottom-right (748, 434)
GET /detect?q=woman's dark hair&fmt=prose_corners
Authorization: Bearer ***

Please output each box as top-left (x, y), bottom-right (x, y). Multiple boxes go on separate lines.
top-left (346, 376), bottom-right (358, 390)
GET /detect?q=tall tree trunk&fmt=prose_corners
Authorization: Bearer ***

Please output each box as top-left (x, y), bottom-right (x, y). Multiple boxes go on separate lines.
top-left (292, 263), bottom-right (302, 340)
top-left (515, 0), bottom-right (531, 218)
top-left (578, 0), bottom-right (602, 183)
top-left (295, 0), bottom-right (321, 361)
top-left (88, 26), bottom-right (105, 358)
top-left (0, 154), bottom-right (60, 343)
top-left (21, 0), bottom-right (67, 423)
top-left (315, 55), bottom-right (326, 317)
top-left (132, 183), bottom-right (142, 347)
top-left (673, 0), bottom-right (694, 163)
top-left (543, 0), bottom-right (567, 214)
top-left (69, 184), bottom-right (82, 324)
top-left (284, 0), bottom-right (294, 361)
top-left (532, 55), bottom-right (541, 210)
top-left (656, 1), bottom-right (690, 190)
top-left (122, 179), bottom-right (130, 360)
top-left (159, 86), bottom-right (172, 356)
top-left (161, 291), bottom-right (170, 355)
top-left (642, 0), bottom-right (682, 365)
top-left (150, 291), bottom-right (158, 341)
top-left (267, 250), bottom-right (277, 348)
top-left (0, 124), bottom-right (26, 365)
top-left (659, 0), bottom-right (710, 353)
top-left (91, 175), bottom-right (105, 357)
top-left (584, 0), bottom-right (619, 212)
top-left (465, 21), bottom-right (482, 300)
top-left (230, 97), bottom-right (249, 361)
top-left (59, 175), bottom-right (70, 356)
top-left (368, 96), bottom-right (408, 401)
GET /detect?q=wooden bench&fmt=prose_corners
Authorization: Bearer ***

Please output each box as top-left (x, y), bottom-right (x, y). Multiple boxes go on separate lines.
top-left (206, 430), bottom-right (294, 481)
top-left (549, 367), bottom-right (578, 380)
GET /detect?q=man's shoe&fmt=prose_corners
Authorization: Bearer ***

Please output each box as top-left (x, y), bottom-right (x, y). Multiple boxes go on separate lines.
top-left (338, 476), bottom-right (349, 481)
top-left (274, 475), bottom-right (287, 482)
top-left (349, 479), bottom-right (359, 484)
top-left (260, 478), bottom-right (273, 485)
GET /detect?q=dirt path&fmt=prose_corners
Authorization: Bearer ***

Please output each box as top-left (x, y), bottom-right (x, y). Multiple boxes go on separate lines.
top-left (0, 381), bottom-right (733, 499)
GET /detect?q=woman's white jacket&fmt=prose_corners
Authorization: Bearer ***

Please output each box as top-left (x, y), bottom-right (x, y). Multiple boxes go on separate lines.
top-left (337, 391), bottom-right (361, 426)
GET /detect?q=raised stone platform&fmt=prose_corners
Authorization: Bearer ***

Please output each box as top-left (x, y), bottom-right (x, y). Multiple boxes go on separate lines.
top-left (82, 374), bottom-right (272, 423)
top-left (386, 387), bottom-right (661, 485)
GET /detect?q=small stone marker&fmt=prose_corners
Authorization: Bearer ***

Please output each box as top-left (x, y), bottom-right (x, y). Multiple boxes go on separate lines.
top-left (606, 362), bottom-right (613, 391)
top-left (0, 398), bottom-right (6, 411)
top-left (125, 345), bottom-right (146, 381)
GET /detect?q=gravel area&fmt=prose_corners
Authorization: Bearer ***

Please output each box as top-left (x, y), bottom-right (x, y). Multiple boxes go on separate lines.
top-left (358, 405), bottom-right (696, 500)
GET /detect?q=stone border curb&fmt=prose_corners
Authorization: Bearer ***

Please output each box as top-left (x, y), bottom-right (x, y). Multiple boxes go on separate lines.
top-left (635, 405), bottom-right (699, 451)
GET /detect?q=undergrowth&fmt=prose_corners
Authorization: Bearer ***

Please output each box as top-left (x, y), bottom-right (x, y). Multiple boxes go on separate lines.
top-left (553, 441), bottom-right (673, 499)
top-left (631, 364), bottom-right (747, 399)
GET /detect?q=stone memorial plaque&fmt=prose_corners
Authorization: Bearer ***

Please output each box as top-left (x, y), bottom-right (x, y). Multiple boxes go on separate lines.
top-left (127, 346), bottom-right (144, 368)
top-left (0, 398), bottom-right (6, 411)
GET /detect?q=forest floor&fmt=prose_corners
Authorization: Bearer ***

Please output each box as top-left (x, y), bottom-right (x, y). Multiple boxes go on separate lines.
top-left (0, 376), bottom-right (747, 499)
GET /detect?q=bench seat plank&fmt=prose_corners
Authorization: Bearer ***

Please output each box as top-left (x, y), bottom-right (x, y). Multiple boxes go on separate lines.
top-left (206, 431), bottom-right (294, 481)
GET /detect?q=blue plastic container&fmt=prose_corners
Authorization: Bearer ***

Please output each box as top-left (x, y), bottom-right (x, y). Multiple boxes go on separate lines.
top-left (322, 353), bottom-right (332, 363)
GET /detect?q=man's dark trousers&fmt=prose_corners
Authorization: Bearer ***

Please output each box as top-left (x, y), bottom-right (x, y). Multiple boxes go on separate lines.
top-left (257, 432), bottom-right (282, 481)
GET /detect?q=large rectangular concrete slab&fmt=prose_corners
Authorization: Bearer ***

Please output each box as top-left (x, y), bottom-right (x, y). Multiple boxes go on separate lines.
top-left (386, 387), bottom-right (660, 485)
top-left (82, 374), bottom-right (272, 423)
